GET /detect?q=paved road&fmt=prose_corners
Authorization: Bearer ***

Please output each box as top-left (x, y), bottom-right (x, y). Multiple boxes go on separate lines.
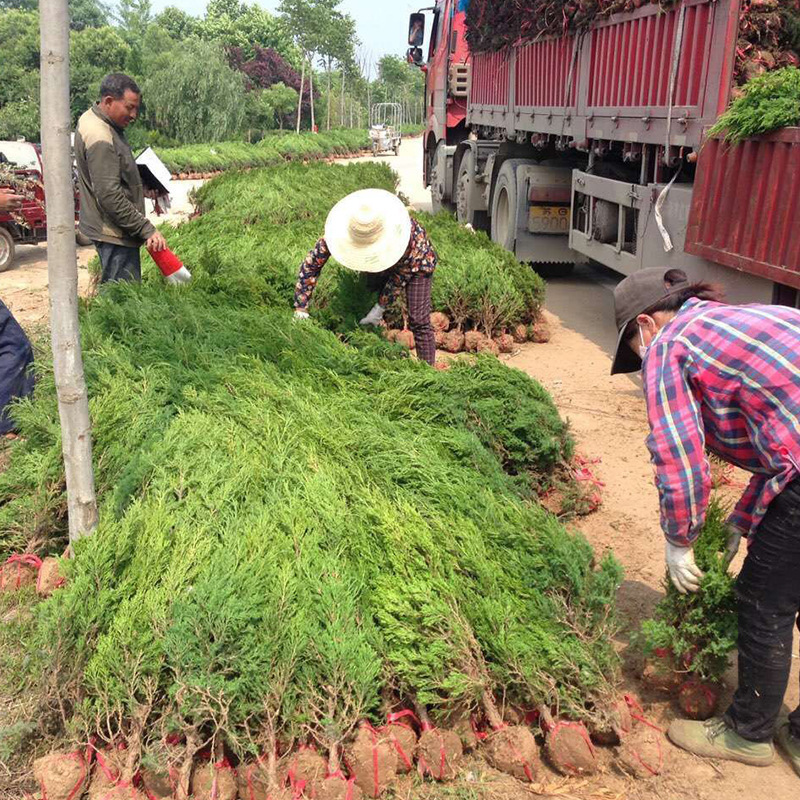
top-left (348, 136), bottom-right (625, 358)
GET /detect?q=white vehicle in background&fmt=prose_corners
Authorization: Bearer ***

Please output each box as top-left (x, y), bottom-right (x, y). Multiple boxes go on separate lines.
top-left (369, 103), bottom-right (403, 157)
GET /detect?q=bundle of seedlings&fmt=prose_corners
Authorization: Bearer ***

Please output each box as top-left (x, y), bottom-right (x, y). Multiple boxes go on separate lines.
top-left (0, 162), bottom-right (622, 790)
top-left (735, 0), bottom-right (800, 86)
top-left (637, 500), bottom-right (737, 719)
top-left (710, 66), bottom-right (800, 141)
top-left (155, 131), bottom-right (370, 175)
top-left (464, 0), bottom-right (681, 51)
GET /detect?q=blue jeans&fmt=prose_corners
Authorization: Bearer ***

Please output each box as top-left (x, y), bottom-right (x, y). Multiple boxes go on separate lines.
top-left (95, 241), bottom-right (141, 283)
top-left (724, 479), bottom-right (800, 741)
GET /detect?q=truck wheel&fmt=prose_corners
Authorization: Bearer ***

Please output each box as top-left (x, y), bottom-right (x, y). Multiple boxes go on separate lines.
top-left (456, 151), bottom-right (488, 231)
top-left (491, 159), bottom-right (525, 250)
top-left (0, 228), bottom-right (15, 273)
top-left (429, 143), bottom-right (454, 215)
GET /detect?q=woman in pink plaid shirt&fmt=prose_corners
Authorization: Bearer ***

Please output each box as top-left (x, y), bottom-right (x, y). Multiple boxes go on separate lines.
top-left (611, 267), bottom-right (800, 778)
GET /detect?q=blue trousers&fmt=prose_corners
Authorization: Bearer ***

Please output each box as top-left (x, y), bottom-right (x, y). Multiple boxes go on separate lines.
top-left (0, 300), bottom-right (34, 434)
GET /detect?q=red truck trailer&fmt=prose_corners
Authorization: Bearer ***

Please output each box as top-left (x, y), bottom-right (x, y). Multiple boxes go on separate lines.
top-left (407, 0), bottom-right (800, 304)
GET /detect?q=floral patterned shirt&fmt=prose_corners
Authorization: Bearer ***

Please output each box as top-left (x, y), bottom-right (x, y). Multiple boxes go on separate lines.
top-left (293, 217), bottom-right (437, 311)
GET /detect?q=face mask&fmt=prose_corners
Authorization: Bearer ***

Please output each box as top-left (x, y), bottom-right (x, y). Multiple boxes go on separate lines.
top-left (638, 324), bottom-right (648, 360)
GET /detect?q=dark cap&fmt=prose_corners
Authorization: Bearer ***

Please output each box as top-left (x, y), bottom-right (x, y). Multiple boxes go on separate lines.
top-left (611, 267), bottom-right (690, 375)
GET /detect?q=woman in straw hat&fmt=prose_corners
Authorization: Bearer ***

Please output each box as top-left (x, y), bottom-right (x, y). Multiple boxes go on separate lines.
top-left (293, 189), bottom-right (437, 365)
top-left (610, 266), bottom-right (800, 777)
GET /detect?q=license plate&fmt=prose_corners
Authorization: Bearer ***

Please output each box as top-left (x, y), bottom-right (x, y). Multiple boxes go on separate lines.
top-left (529, 205), bottom-right (570, 234)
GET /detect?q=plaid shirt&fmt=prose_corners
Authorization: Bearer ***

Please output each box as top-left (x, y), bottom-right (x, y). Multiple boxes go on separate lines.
top-left (294, 218), bottom-right (436, 311)
top-left (641, 298), bottom-right (800, 546)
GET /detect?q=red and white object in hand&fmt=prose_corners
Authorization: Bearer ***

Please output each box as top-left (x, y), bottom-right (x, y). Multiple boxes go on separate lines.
top-left (148, 246), bottom-right (192, 285)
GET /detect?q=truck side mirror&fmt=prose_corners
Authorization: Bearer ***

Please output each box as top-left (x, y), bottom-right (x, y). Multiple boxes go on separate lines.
top-left (406, 46), bottom-right (424, 66)
top-left (408, 13), bottom-right (425, 47)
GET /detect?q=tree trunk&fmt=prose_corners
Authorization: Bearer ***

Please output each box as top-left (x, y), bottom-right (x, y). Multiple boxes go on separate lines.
top-left (326, 60), bottom-right (332, 131)
top-left (39, 0), bottom-right (98, 546)
top-left (296, 58), bottom-right (305, 134)
top-left (309, 64), bottom-right (316, 131)
top-left (340, 69), bottom-right (346, 128)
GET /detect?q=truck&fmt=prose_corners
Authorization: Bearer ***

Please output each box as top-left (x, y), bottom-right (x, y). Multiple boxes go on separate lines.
top-left (406, 0), bottom-right (800, 305)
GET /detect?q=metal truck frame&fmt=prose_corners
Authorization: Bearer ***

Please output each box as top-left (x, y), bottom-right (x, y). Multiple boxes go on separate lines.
top-left (407, 0), bottom-right (800, 303)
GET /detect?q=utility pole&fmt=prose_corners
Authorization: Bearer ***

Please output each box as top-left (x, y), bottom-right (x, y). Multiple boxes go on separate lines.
top-left (40, 0), bottom-right (99, 545)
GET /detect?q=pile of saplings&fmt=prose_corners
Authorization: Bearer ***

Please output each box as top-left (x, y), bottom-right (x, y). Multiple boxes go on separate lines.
top-left (0, 161), bottom-right (654, 798)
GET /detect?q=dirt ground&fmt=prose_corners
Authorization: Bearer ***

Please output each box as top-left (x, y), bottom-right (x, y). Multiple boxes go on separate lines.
top-left (1, 139), bottom-right (797, 799)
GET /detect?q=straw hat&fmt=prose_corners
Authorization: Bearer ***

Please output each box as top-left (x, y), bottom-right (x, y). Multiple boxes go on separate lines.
top-left (324, 189), bottom-right (412, 273)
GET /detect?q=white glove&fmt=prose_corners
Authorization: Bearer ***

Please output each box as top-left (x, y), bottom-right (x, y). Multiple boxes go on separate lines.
top-left (665, 542), bottom-right (704, 594)
top-left (294, 309), bottom-right (310, 321)
top-left (165, 266), bottom-right (192, 285)
top-left (359, 303), bottom-right (385, 326)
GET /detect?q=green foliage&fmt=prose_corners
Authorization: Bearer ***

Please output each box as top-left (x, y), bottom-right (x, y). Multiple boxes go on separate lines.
top-left (154, 130), bottom-right (369, 172)
top-left (1, 159), bottom-right (621, 763)
top-left (69, 26), bottom-right (131, 120)
top-left (143, 38), bottom-right (246, 144)
top-left (709, 67), bottom-right (800, 143)
top-left (638, 500), bottom-right (738, 682)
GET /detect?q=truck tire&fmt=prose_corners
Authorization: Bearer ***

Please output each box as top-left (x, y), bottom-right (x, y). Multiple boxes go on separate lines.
top-left (429, 143), bottom-right (453, 215)
top-left (490, 159), bottom-right (526, 250)
top-left (0, 227), bottom-right (15, 273)
top-left (456, 151), bottom-right (488, 231)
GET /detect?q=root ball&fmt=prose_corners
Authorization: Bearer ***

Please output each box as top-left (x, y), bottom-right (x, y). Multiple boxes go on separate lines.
top-left (416, 729), bottom-right (462, 781)
top-left (430, 312), bottom-right (450, 332)
top-left (33, 752), bottom-right (90, 800)
top-left (678, 680), bottom-right (720, 721)
top-left (383, 724), bottom-right (417, 773)
top-left (512, 324), bottom-right (528, 344)
top-left (496, 334), bottom-right (515, 354)
top-left (590, 697), bottom-right (633, 745)
top-left (395, 330), bottom-right (415, 350)
top-left (434, 330), bottom-right (447, 349)
top-left (544, 721), bottom-right (597, 776)
top-left (616, 726), bottom-right (664, 778)
top-left (476, 337), bottom-right (499, 355)
top-left (530, 319), bottom-right (552, 344)
top-left (463, 331), bottom-right (486, 352)
top-left (641, 654), bottom-right (681, 692)
top-left (484, 726), bottom-right (540, 782)
top-left (442, 331), bottom-right (465, 353)
top-left (310, 777), bottom-right (363, 800)
top-left (0, 558), bottom-right (38, 592)
top-left (345, 727), bottom-right (397, 797)
top-left (191, 762), bottom-right (238, 800)
top-left (37, 557), bottom-right (66, 596)
top-left (285, 751), bottom-right (326, 788)
top-left (88, 749), bottom-right (126, 800)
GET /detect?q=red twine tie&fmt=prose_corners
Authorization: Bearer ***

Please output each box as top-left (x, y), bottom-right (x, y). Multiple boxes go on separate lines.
top-left (1, 553), bottom-right (42, 590)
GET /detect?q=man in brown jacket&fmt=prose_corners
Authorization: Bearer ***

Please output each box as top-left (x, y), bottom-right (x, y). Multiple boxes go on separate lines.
top-left (75, 73), bottom-right (166, 283)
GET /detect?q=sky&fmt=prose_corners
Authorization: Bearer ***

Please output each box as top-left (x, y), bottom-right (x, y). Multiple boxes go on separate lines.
top-left (149, 0), bottom-right (425, 68)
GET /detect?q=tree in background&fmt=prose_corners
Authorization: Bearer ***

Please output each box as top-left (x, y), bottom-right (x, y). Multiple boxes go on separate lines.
top-left (198, 2), bottom-right (293, 61)
top-left (317, 6), bottom-right (356, 131)
top-left (143, 38), bottom-right (245, 143)
top-left (69, 25), bottom-right (130, 120)
top-left (279, 0), bottom-right (342, 132)
top-left (154, 5), bottom-right (196, 39)
top-left (244, 82), bottom-right (298, 137)
top-left (115, 0), bottom-right (152, 73)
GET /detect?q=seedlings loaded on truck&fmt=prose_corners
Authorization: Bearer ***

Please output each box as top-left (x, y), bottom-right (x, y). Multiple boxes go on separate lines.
top-left (410, 0), bottom-right (800, 299)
